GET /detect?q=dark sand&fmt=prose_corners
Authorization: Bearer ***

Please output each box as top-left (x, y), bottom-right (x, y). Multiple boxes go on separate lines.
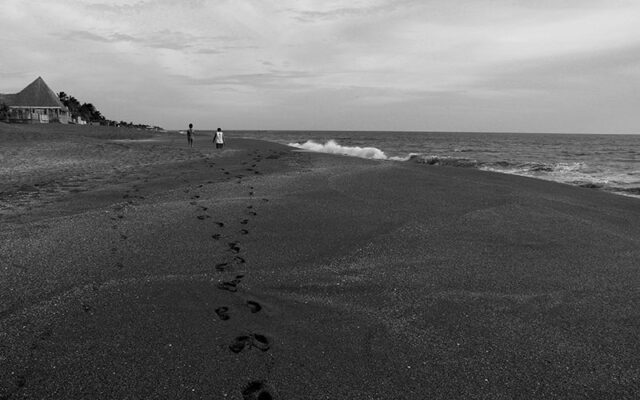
top-left (1, 124), bottom-right (640, 399)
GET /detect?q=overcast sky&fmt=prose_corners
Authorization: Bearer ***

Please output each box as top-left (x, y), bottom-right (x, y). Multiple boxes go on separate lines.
top-left (2, 0), bottom-right (639, 133)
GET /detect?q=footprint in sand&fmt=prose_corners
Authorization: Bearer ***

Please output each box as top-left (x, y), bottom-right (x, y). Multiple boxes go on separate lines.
top-left (197, 215), bottom-right (211, 220)
top-left (228, 242), bottom-right (241, 253)
top-left (240, 229), bottom-right (249, 235)
top-left (215, 221), bottom-right (225, 227)
top-left (240, 219), bottom-right (249, 225)
top-left (229, 334), bottom-right (271, 353)
top-left (246, 300), bottom-right (262, 313)
top-left (215, 262), bottom-right (228, 271)
top-left (211, 233), bottom-right (221, 240)
top-left (215, 307), bottom-right (230, 321)
top-left (251, 334), bottom-right (271, 351)
top-left (229, 335), bottom-right (251, 353)
top-left (234, 256), bottom-right (246, 264)
top-left (217, 279), bottom-right (240, 292)
top-left (242, 381), bottom-right (275, 400)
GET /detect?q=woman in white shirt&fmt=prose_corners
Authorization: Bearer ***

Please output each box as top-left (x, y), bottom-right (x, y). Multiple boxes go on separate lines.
top-left (214, 128), bottom-right (224, 149)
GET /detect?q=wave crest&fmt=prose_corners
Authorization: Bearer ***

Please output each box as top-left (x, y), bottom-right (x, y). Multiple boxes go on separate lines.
top-left (285, 137), bottom-right (638, 198)
top-left (288, 140), bottom-right (389, 160)
top-left (287, 140), bottom-right (477, 167)
top-left (481, 161), bottom-right (587, 175)
top-left (408, 155), bottom-right (478, 168)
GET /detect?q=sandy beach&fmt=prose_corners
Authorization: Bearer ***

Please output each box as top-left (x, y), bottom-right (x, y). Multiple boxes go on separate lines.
top-left (1, 124), bottom-right (640, 399)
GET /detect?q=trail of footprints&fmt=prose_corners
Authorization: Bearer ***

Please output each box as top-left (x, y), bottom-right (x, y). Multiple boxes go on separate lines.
top-left (9, 151), bottom-right (285, 397)
top-left (193, 149), bottom-right (277, 399)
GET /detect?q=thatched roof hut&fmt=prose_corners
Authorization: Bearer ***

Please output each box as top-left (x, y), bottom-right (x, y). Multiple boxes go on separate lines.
top-left (0, 77), bottom-right (69, 123)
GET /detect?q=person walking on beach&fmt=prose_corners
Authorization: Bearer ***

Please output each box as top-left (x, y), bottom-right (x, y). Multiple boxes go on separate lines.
top-left (187, 123), bottom-right (194, 148)
top-left (214, 127), bottom-right (224, 149)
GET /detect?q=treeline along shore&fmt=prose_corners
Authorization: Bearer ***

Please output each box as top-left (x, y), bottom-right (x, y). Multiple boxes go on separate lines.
top-left (1, 123), bottom-right (640, 399)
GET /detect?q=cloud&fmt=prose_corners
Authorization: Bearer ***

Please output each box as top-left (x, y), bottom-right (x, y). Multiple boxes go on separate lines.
top-left (172, 69), bottom-right (318, 89)
top-left (288, 1), bottom-right (406, 22)
top-left (57, 28), bottom-right (201, 50)
top-left (84, 0), bottom-right (206, 14)
top-left (110, 33), bottom-right (142, 42)
top-left (84, 1), bottom-right (150, 14)
top-left (58, 30), bottom-right (131, 43)
top-left (2, 0), bottom-right (640, 132)
top-left (69, 30), bottom-right (112, 42)
top-left (195, 48), bottom-right (224, 55)
top-left (475, 43), bottom-right (640, 93)
top-left (56, 28), bottom-right (217, 54)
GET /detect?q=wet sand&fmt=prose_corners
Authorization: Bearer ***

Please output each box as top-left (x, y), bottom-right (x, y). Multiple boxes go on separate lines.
top-left (1, 124), bottom-right (640, 399)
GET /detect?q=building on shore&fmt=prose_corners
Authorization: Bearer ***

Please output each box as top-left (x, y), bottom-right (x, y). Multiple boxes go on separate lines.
top-left (72, 116), bottom-right (87, 125)
top-left (0, 77), bottom-right (69, 124)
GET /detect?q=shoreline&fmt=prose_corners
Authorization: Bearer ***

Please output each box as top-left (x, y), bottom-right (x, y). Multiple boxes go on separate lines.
top-left (230, 130), bottom-right (640, 201)
top-left (1, 125), bottom-right (640, 398)
top-left (3, 124), bottom-right (638, 203)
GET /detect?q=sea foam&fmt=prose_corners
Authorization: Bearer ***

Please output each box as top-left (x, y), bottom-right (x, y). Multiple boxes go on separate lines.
top-left (243, 131), bottom-right (639, 199)
top-left (289, 140), bottom-right (390, 160)
top-left (288, 140), bottom-right (471, 164)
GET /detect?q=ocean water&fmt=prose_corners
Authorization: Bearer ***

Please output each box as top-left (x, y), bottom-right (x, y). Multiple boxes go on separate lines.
top-left (231, 131), bottom-right (640, 199)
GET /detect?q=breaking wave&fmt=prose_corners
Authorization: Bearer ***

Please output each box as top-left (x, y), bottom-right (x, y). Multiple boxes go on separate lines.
top-left (287, 139), bottom-right (639, 198)
top-left (288, 140), bottom-right (480, 167)
top-left (288, 140), bottom-right (389, 160)
top-left (289, 141), bottom-right (583, 172)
